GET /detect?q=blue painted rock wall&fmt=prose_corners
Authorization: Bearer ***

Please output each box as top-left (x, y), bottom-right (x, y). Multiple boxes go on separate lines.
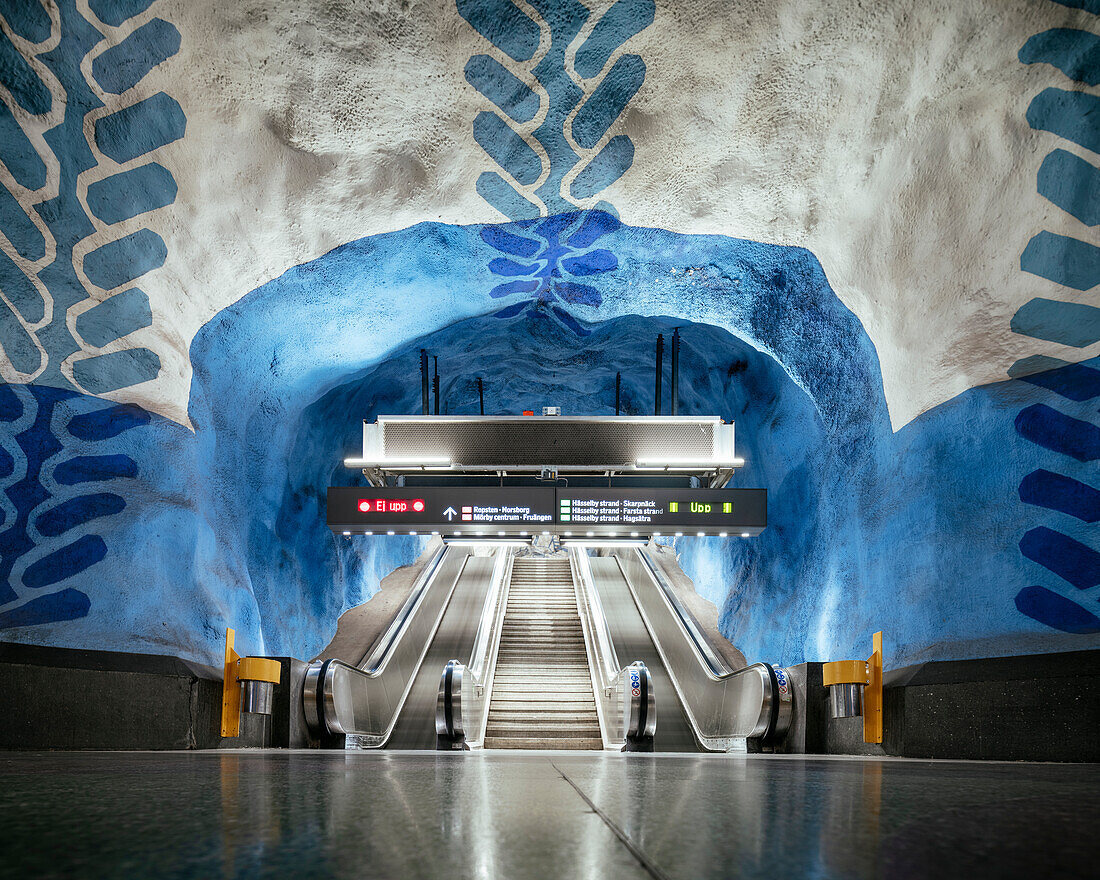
top-left (0, 0), bottom-right (1098, 669)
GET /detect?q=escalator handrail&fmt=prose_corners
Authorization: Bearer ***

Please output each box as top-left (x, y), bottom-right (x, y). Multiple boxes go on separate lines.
top-left (359, 542), bottom-right (448, 672)
top-left (303, 546), bottom-right (469, 741)
top-left (570, 547), bottom-right (658, 748)
top-left (569, 547), bottom-right (622, 687)
top-left (614, 547), bottom-right (789, 744)
top-left (633, 548), bottom-right (734, 678)
top-left (466, 549), bottom-right (512, 682)
top-left (435, 548), bottom-right (513, 748)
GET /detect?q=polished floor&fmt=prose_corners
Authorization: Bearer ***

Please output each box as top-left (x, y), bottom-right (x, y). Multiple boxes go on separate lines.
top-left (1, 751), bottom-right (1097, 879)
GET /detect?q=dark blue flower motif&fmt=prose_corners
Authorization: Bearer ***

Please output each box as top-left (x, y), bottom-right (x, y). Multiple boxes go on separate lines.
top-left (481, 210), bottom-right (621, 334)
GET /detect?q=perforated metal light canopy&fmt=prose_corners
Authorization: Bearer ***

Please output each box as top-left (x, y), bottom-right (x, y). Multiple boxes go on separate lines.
top-left (346, 415), bottom-right (742, 487)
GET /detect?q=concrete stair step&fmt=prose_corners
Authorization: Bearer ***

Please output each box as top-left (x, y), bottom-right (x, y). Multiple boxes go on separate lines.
top-left (483, 736), bottom-right (603, 750)
top-left (488, 700), bottom-right (597, 711)
top-left (494, 662), bottom-right (590, 669)
top-left (488, 711), bottom-right (598, 724)
top-left (502, 622), bottom-right (581, 628)
top-left (492, 681), bottom-right (593, 690)
top-left (492, 687), bottom-right (595, 696)
top-left (486, 724), bottom-right (600, 736)
top-left (485, 722), bottom-right (600, 734)
top-left (496, 653), bottom-right (588, 659)
top-left (490, 699), bottom-right (598, 712)
top-left (491, 689), bottom-right (595, 698)
top-left (486, 711), bottom-right (597, 723)
top-left (503, 610), bottom-right (579, 615)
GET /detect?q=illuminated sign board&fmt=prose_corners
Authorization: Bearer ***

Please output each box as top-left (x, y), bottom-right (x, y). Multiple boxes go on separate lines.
top-left (557, 489), bottom-right (765, 531)
top-left (328, 487), bottom-right (557, 532)
top-left (328, 487), bottom-right (766, 536)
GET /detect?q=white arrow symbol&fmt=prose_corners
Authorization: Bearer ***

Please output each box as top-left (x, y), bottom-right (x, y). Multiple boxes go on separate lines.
top-left (443, 507), bottom-right (457, 521)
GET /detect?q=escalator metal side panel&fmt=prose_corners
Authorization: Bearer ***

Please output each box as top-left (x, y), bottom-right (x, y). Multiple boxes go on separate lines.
top-left (613, 550), bottom-right (775, 746)
top-left (313, 548), bottom-right (471, 743)
top-left (586, 556), bottom-right (702, 752)
top-left (386, 555), bottom-right (500, 749)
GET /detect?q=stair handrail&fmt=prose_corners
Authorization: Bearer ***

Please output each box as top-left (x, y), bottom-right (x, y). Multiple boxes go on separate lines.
top-left (569, 546), bottom-right (657, 749)
top-left (303, 544), bottom-right (468, 745)
top-left (615, 547), bottom-right (793, 749)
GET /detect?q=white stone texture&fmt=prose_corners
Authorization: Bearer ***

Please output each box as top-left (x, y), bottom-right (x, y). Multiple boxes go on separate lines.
top-left (124, 0), bottom-right (1100, 428)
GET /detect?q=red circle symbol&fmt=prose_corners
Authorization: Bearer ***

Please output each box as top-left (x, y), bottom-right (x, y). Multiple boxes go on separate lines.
top-left (358, 499), bottom-right (371, 513)
top-left (412, 499), bottom-right (425, 512)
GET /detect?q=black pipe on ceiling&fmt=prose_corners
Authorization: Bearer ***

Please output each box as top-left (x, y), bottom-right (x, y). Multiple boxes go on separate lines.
top-left (420, 349), bottom-right (429, 415)
top-left (433, 356), bottom-right (440, 415)
top-left (654, 333), bottom-right (664, 415)
top-left (671, 327), bottom-right (680, 416)
top-left (477, 377), bottom-right (484, 415)
top-left (615, 371), bottom-right (621, 415)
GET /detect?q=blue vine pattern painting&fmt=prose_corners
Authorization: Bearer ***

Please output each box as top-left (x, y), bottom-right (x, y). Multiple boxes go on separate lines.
top-left (1013, 2), bottom-right (1100, 634)
top-left (483, 209), bottom-right (620, 334)
top-left (0, 0), bottom-right (182, 629)
top-left (458, 0), bottom-right (652, 333)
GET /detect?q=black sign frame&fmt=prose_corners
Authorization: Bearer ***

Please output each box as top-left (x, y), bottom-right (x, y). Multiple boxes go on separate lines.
top-left (327, 487), bottom-right (766, 536)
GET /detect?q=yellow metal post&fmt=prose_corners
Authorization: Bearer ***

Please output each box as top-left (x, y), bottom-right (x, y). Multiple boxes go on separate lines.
top-left (822, 659), bottom-right (867, 688)
top-left (864, 631), bottom-right (883, 744)
top-left (220, 628), bottom-right (283, 738)
top-left (822, 631), bottom-right (884, 745)
top-left (220, 627), bottom-right (241, 738)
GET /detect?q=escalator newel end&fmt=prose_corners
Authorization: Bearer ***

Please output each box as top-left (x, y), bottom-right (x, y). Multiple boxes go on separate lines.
top-left (623, 662), bottom-right (656, 753)
top-left (436, 659), bottom-right (469, 751)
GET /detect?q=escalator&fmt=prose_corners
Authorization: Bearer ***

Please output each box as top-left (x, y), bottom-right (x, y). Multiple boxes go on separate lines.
top-left (384, 553), bottom-right (497, 748)
top-left (305, 543), bottom-right (789, 752)
top-left (585, 554), bottom-right (699, 751)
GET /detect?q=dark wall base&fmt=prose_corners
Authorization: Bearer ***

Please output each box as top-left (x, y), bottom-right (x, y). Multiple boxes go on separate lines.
top-left (0, 642), bottom-right (295, 750)
top-left (783, 649), bottom-right (1100, 762)
top-left (5, 641), bottom-right (1097, 758)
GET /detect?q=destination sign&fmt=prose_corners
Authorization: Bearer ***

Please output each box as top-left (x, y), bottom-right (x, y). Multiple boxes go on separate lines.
top-left (558, 489), bottom-right (766, 531)
top-left (329, 487), bottom-right (766, 536)
top-left (328, 487), bottom-right (557, 532)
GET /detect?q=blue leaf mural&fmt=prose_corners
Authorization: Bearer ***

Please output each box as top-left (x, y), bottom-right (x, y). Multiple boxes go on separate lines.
top-left (1013, 3), bottom-right (1100, 635)
top-left (0, 383), bottom-right (147, 626)
top-left (0, 0), bottom-right (181, 395)
top-left (482, 209), bottom-right (621, 332)
top-left (0, 0), bottom-right (183, 628)
top-left (458, 0), bottom-right (653, 219)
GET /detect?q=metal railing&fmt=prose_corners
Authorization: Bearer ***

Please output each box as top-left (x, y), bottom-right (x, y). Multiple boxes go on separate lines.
top-left (433, 548), bottom-right (513, 749)
top-left (303, 544), bottom-right (468, 745)
top-left (435, 548), bottom-right (655, 750)
top-left (569, 547), bottom-right (657, 749)
top-left (616, 547), bottom-right (792, 750)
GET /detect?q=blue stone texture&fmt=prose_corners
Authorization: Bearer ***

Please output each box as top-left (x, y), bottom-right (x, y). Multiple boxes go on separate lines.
top-left (3, 213), bottom-right (1098, 667)
top-left (0, 0), bottom-right (182, 643)
top-left (175, 216), bottom-right (1097, 666)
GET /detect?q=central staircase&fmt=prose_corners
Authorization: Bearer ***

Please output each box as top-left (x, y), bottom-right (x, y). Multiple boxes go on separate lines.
top-left (484, 557), bottom-right (602, 749)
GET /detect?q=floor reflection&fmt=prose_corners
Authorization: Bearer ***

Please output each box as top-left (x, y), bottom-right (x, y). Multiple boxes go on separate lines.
top-left (1, 751), bottom-right (1094, 880)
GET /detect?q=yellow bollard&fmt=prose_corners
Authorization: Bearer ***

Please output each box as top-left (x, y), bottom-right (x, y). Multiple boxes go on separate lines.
top-left (220, 627), bottom-right (282, 738)
top-left (822, 631), bottom-right (883, 744)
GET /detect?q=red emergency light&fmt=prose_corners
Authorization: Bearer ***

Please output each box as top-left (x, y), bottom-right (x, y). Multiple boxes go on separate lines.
top-left (357, 498), bottom-right (425, 514)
